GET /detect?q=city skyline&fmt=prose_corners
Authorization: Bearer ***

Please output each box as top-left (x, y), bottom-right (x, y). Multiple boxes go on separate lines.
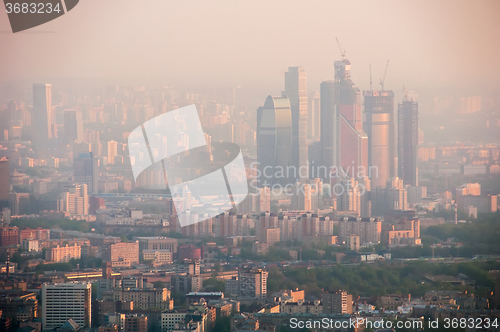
top-left (0, 2), bottom-right (499, 331)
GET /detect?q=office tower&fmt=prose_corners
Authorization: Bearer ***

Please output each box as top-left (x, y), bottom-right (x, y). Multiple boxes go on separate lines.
top-left (74, 152), bottom-right (98, 194)
top-left (107, 140), bottom-right (118, 165)
top-left (32, 83), bottom-right (52, 148)
top-left (57, 184), bottom-right (89, 216)
top-left (398, 97), bottom-right (419, 186)
top-left (334, 60), bottom-right (369, 177)
top-left (64, 109), bottom-right (84, 143)
top-left (308, 91), bottom-right (320, 140)
top-left (41, 283), bottom-right (92, 330)
top-left (284, 66), bottom-right (308, 181)
top-left (0, 158), bottom-right (9, 208)
top-left (257, 96), bottom-right (292, 186)
top-left (322, 290), bottom-right (353, 314)
top-left (363, 90), bottom-right (395, 188)
top-left (238, 269), bottom-right (268, 298)
top-left (320, 80), bottom-right (339, 181)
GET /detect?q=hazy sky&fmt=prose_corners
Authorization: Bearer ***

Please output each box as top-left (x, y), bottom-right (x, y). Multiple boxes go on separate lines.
top-left (1, 0), bottom-right (499, 94)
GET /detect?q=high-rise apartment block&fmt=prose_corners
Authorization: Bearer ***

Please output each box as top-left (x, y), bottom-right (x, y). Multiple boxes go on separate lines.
top-left (107, 140), bottom-right (118, 165)
top-left (0, 158), bottom-right (9, 208)
top-left (238, 269), bottom-right (268, 298)
top-left (322, 290), bottom-right (353, 314)
top-left (339, 217), bottom-right (381, 245)
top-left (57, 184), bottom-right (89, 216)
top-left (41, 283), bottom-right (92, 330)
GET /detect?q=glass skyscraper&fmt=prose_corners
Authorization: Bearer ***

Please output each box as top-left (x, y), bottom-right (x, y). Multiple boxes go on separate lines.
top-left (257, 96), bottom-right (293, 187)
top-left (284, 66), bottom-right (308, 182)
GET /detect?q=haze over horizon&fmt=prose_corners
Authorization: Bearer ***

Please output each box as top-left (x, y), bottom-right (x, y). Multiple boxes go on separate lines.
top-left (1, 0), bottom-right (499, 96)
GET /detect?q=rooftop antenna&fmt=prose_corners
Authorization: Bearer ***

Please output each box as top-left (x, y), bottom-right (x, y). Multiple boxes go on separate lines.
top-left (335, 37), bottom-right (346, 60)
top-left (380, 60), bottom-right (389, 91)
top-left (403, 84), bottom-right (407, 100)
top-left (369, 64), bottom-right (373, 91)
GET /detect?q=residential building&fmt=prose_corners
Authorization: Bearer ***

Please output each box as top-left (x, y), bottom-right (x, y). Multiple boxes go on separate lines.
top-left (124, 314), bottom-right (147, 332)
top-left (238, 269), bottom-right (268, 298)
top-left (45, 244), bottom-right (81, 263)
top-left (0, 225), bottom-right (18, 247)
top-left (102, 241), bottom-right (139, 268)
top-left (142, 249), bottom-right (172, 265)
top-left (57, 184), bottom-right (89, 216)
top-left (41, 283), bottom-right (91, 330)
top-left (110, 288), bottom-right (173, 311)
top-left (134, 237), bottom-right (178, 255)
top-left (322, 290), bottom-right (352, 314)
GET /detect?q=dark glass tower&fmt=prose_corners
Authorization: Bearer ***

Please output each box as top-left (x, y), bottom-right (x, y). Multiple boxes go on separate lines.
top-left (398, 98), bottom-right (418, 186)
top-left (284, 66), bottom-right (308, 182)
top-left (320, 80), bottom-right (340, 181)
top-left (74, 152), bottom-right (99, 194)
top-left (257, 96), bottom-right (292, 187)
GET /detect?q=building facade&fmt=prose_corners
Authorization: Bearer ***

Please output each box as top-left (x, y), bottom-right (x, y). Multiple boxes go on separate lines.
top-left (41, 283), bottom-right (91, 330)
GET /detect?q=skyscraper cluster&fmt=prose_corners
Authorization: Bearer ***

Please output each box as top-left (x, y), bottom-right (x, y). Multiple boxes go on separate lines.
top-left (256, 57), bottom-right (419, 217)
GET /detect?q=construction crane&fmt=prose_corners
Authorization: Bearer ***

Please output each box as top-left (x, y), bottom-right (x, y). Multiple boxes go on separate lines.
top-left (335, 37), bottom-right (346, 60)
top-left (369, 64), bottom-right (373, 91)
top-left (379, 60), bottom-right (389, 91)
